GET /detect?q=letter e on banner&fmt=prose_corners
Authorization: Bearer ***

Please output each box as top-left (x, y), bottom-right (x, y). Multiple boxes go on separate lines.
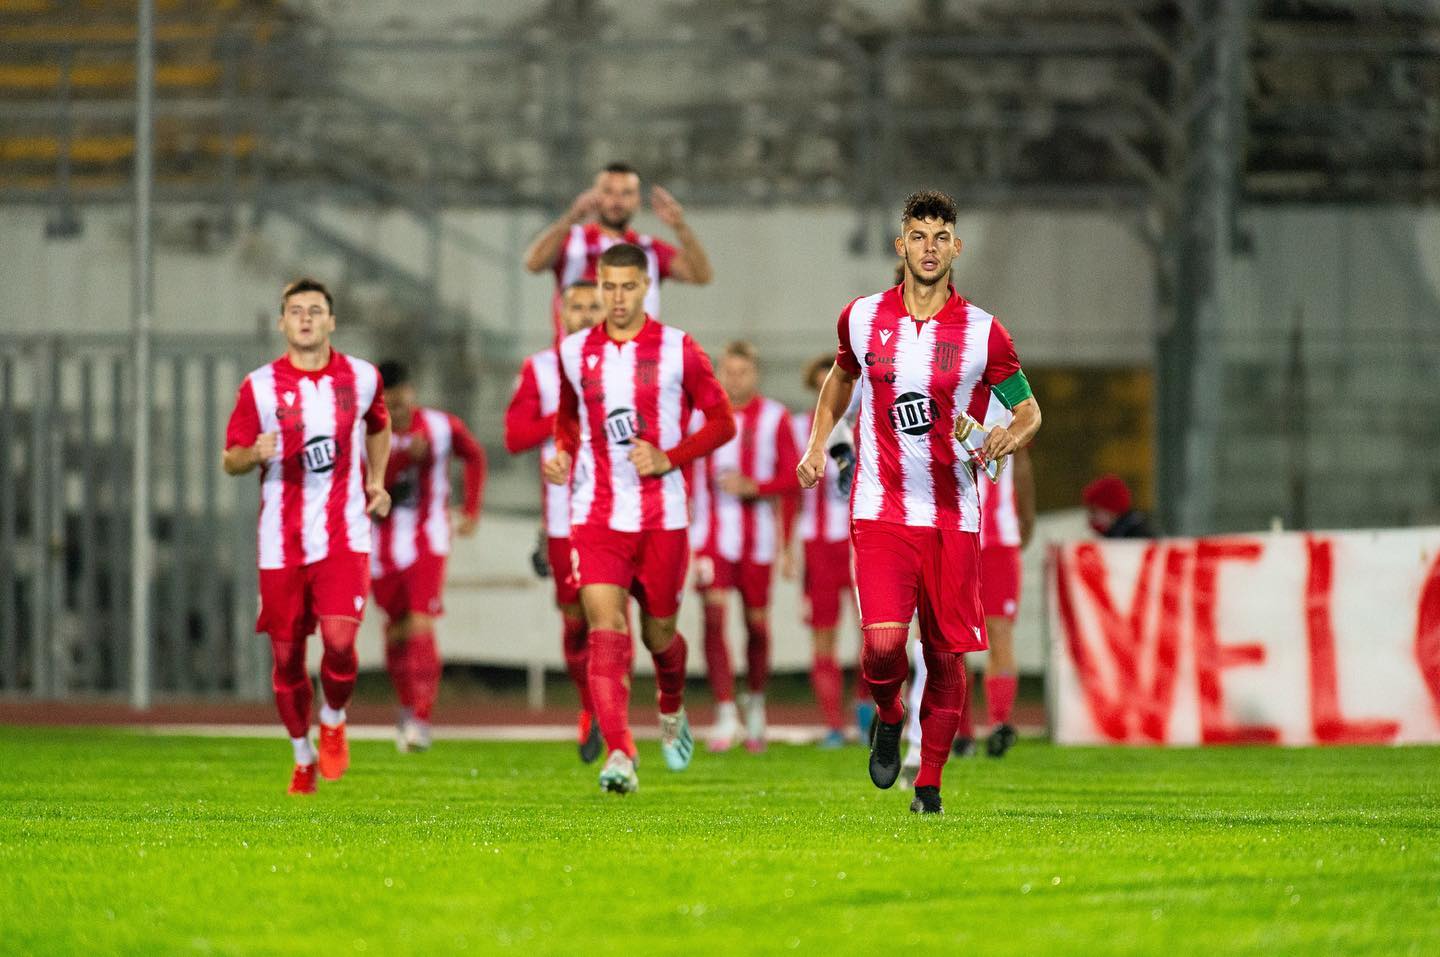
top-left (1191, 539), bottom-right (1280, 744)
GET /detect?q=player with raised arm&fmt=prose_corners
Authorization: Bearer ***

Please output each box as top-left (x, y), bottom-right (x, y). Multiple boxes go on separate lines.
top-left (371, 360), bottom-right (487, 753)
top-left (504, 280), bottom-right (605, 763)
top-left (545, 243), bottom-right (735, 794)
top-left (690, 340), bottom-right (800, 753)
top-left (523, 162), bottom-right (714, 338)
top-left (797, 191), bottom-right (1042, 815)
top-left (784, 354), bottom-right (864, 748)
top-left (223, 278), bottom-right (391, 795)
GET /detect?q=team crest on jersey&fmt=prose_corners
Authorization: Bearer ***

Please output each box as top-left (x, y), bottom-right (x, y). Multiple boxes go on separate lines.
top-left (636, 358), bottom-right (659, 387)
top-left (888, 391), bottom-right (939, 436)
top-left (302, 435), bottom-right (338, 473)
top-left (333, 384), bottom-right (355, 413)
top-left (936, 340), bottom-right (959, 373)
top-left (604, 407), bottom-right (644, 445)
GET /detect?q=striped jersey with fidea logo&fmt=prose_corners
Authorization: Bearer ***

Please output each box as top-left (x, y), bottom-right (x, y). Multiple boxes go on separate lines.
top-left (835, 284), bottom-right (1024, 531)
top-left (556, 318), bottom-right (727, 532)
top-left (226, 351), bottom-right (389, 569)
top-left (689, 395), bottom-right (799, 564)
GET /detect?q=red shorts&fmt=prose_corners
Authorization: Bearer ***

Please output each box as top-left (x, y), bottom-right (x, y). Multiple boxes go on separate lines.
top-left (851, 520), bottom-right (987, 654)
top-left (694, 552), bottom-right (773, 609)
top-left (570, 524), bottom-right (690, 618)
top-left (548, 536), bottom-right (580, 607)
top-left (257, 550), bottom-right (371, 638)
top-left (803, 537), bottom-right (852, 629)
top-left (980, 545), bottom-right (1022, 621)
top-left (372, 552), bottom-right (447, 621)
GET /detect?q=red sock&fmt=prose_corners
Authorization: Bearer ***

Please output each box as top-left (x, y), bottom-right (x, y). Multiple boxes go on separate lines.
top-left (745, 618), bottom-right (770, 693)
top-left (561, 616), bottom-right (592, 714)
top-left (269, 635), bottom-right (311, 739)
top-left (318, 618), bottom-right (359, 712)
top-left (384, 638), bottom-right (415, 711)
top-left (408, 630), bottom-right (441, 721)
top-left (811, 653), bottom-right (844, 731)
top-left (861, 626), bottom-right (908, 724)
top-left (586, 628), bottom-right (636, 758)
top-left (651, 633), bottom-right (688, 714)
top-left (915, 645), bottom-right (967, 789)
top-left (702, 602), bottom-right (734, 703)
top-left (987, 673), bottom-right (1018, 725)
top-left (853, 668), bottom-right (873, 703)
top-left (957, 655), bottom-right (974, 739)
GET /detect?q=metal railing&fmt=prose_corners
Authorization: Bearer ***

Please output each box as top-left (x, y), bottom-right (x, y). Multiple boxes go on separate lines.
top-left (0, 333), bottom-right (273, 700)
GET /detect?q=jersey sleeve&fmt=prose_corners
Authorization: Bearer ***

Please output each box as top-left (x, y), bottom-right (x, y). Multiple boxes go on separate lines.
top-left (503, 359), bottom-right (555, 453)
top-left (554, 366), bottom-right (582, 459)
top-left (225, 377), bottom-right (261, 450)
top-left (449, 414), bottom-right (488, 519)
top-left (363, 382), bottom-right (390, 434)
top-left (652, 237), bottom-right (678, 281)
top-left (982, 317), bottom-right (1022, 386)
top-left (551, 224), bottom-right (578, 284)
top-left (834, 299), bottom-right (861, 376)
top-left (679, 334), bottom-right (727, 412)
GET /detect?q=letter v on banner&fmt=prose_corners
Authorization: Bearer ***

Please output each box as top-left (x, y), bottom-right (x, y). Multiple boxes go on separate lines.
top-left (1414, 552), bottom-right (1440, 723)
top-left (1305, 536), bottom-right (1399, 744)
top-left (1052, 542), bottom-right (1186, 742)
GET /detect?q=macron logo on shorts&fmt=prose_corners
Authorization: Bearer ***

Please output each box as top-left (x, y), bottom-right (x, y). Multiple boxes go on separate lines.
top-left (354, 596), bottom-right (364, 612)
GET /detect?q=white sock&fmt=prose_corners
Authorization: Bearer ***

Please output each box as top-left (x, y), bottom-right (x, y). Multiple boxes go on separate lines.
top-left (320, 704), bottom-right (346, 727)
top-left (291, 736), bottom-right (316, 765)
top-left (717, 701), bottom-right (738, 723)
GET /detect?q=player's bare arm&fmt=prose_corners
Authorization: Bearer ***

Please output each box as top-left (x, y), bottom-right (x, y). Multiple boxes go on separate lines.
top-left (522, 188), bottom-right (600, 273)
top-left (980, 396), bottom-right (1041, 463)
top-left (365, 425), bottom-right (393, 519)
top-left (717, 471), bottom-right (759, 498)
top-left (1014, 446), bottom-right (1036, 548)
top-left (798, 362), bottom-right (858, 489)
top-left (543, 450), bottom-right (573, 485)
top-left (222, 431), bottom-right (278, 476)
top-left (651, 186), bottom-right (713, 285)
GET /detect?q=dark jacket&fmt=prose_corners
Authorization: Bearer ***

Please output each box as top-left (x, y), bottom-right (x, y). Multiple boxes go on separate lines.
top-left (1104, 510), bottom-right (1155, 539)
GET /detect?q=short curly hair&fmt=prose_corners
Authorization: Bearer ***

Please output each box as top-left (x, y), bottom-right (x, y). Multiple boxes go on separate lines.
top-left (901, 189), bottom-right (957, 226)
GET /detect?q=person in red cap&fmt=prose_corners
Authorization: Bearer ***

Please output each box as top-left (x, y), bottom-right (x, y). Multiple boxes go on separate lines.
top-left (1081, 474), bottom-right (1154, 538)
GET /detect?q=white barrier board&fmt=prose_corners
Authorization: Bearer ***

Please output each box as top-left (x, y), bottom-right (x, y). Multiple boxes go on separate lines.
top-left (1046, 528), bottom-right (1440, 745)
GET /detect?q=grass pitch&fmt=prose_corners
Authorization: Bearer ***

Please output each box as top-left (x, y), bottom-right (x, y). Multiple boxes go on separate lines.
top-left (1, 727), bottom-right (1436, 955)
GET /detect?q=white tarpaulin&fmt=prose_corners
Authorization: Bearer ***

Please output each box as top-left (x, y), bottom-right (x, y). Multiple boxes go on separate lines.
top-left (1046, 528), bottom-right (1440, 745)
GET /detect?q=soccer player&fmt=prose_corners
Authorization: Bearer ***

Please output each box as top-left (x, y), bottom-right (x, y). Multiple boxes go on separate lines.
top-left (371, 360), bottom-right (486, 753)
top-left (689, 340), bottom-right (800, 753)
top-left (503, 280), bottom-right (606, 763)
top-left (798, 190), bottom-right (1042, 815)
top-left (523, 162), bottom-right (714, 338)
top-left (544, 242), bottom-right (735, 794)
top-left (223, 277), bottom-right (391, 795)
top-left (784, 354), bottom-right (863, 749)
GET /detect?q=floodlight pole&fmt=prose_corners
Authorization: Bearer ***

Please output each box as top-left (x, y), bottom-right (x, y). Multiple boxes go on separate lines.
top-left (129, 0), bottom-right (155, 710)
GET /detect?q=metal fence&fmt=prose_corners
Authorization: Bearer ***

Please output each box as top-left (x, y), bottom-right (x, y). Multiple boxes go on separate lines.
top-left (0, 332), bottom-right (274, 700)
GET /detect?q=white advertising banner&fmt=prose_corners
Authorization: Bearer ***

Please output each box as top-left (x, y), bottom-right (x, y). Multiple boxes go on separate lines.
top-left (1046, 528), bottom-right (1440, 745)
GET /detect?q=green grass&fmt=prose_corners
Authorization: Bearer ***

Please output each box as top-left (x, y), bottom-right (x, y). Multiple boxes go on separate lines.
top-left (1, 728), bottom-right (1437, 955)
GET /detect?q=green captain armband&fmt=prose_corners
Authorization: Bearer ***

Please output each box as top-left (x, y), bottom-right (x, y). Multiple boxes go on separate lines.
top-left (991, 370), bottom-right (1033, 410)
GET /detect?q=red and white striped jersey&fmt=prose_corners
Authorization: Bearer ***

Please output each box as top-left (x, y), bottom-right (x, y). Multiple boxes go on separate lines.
top-left (226, 350), bottom-right (389, 570)
top-left (371, 408), bottom-right (486, 577)
top-left (551, 223), bottom-right (676, 336)
top-left (555, 318), bottom-right (727, 533)
top-left (504, 349), bottom-right (571, 538)
top-left (835, 285), bottom-right (1021, 532)
top-left (977, 393), bottom-right (1022, 548)
top-left (790, 410), bottom-right (851, 544)
top-left (689, 395), bottom-right (800, 564)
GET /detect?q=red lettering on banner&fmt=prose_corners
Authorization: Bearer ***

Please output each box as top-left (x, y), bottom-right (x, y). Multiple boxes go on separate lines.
top-left (1304, 536), bottom-right (1399, 744)
top-left (1415, 553), bottom-right (1440, 722)
top-left (1191, 539), bottom-right (1280, 744)
top-left (1053, 543), bottom-right (1186, 742)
